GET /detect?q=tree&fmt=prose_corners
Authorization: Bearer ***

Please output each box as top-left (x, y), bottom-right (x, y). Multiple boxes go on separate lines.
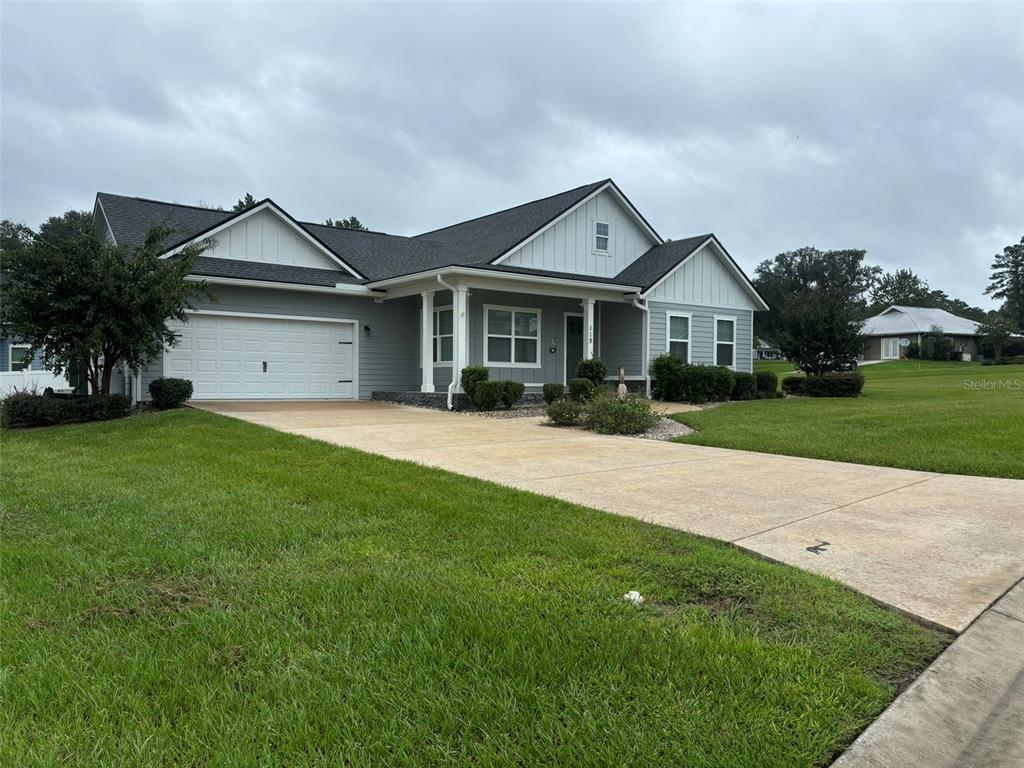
top-left (232, 193), bottom-right (258, 213)
top-left (37, 210), bottom-right (93, 245)
top-left (869, 269), bottom-right (934, 310)
top-left (752, 246), bottom-right (880, 338)
top-left (0, 221), bottom-right (210, 395)
top-left (776, 287), bottom-right (866, 375)
top-left (324, 216), bottom-right (367, 231)
top-left (985, 237), bottom-right (1024, 331)
top-left (977, 317), bottom-right (1015, 359)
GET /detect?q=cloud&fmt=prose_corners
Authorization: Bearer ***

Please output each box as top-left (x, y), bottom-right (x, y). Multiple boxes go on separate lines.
top-left (2, 2), bottom-right (1020, 306)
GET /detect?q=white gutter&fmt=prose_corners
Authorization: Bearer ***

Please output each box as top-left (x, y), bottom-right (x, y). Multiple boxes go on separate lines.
top-left (184, 274), bottom-right (376, 296)
top-left (436, 274), bottom-right (459, 410)
top-left (367, 265), bottom-right (640, 294)
top-left (632, 295), bottom-right (651, 398)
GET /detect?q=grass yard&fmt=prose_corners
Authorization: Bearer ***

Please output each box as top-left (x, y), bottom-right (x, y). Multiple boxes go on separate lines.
top-left (674, 360), bottom-right (1024, 478)
top-left (754, 359), bottom-right (798, 376)
top-left (1, 411), bottom-right (949, 767)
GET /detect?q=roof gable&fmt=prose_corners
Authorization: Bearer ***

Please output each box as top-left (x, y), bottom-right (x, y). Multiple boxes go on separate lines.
top-left (862, 306), bottom-right (982, 336)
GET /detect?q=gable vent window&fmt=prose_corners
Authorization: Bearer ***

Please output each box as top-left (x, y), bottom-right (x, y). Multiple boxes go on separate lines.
top-left (594, 221), bottom-right (610, 253)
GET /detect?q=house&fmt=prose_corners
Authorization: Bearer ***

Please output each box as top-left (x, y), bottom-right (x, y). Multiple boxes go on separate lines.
top-left (753, 338), bottom-right (783, 361)
top-left (860, 305), bottom-right (983, 361)
top-left (92, 179), bottom-right (768, 405)
top-left (0, 338), bottom-right (72, 396)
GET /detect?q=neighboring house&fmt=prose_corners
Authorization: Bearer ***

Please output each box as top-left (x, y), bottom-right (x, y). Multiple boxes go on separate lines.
top-left (753, 338), bottom-right (783, 361)
top-left (93, 179), bottom-right (768, 404)
top-left (861, 305), bottom-right (983, 361)
top-left (0, 338), bottom-right (72, 396)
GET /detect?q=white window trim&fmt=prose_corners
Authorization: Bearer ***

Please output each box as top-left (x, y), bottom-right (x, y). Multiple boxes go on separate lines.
top-left (8, 343), bottom-right (31, 372)
top-left (713, 315), bottom-right (737, 370)
top-left (666, 311), bottom-right (692, 364)
top-left (433, 305), bottom-right (454, 367)
top-left (483, 303), bottom-right (542, 368)
top-left (593, 219), bottom-right (610, 255)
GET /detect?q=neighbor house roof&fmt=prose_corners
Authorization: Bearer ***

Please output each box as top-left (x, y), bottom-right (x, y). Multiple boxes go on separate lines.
top-left (861, 306), bottom-right (982, 337)
top-left (94, 182), bottom-right (744, 295)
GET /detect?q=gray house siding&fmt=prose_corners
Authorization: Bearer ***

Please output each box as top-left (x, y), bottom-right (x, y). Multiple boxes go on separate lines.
top-left (140, 285), bottom-right (419, 400)
top-left (598, 301), bottom-right (643, 378)
top-left (649, 301), bottom-right (753, 373)
top-left (0, 338), bottom-right (44, 371)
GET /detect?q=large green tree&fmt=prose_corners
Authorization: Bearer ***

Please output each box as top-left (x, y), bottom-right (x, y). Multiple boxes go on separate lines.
top-left (0, 218), bottom-right (210, 395)
top-left (232, 193), bottom-right (258, 213)
top-left (869, 269), bottom-right (934, 309)
top-left (324, 215), bottom-right (367, 231)
top-left (752, 247), bottom-right (880, 338)
top-left (776, 288), bottom-right (866, 375)
top-left (986, 237), bottom-right (1024, 331)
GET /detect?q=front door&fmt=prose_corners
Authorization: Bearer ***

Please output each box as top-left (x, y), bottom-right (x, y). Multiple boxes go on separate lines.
top-left (564, 314), bottom-right (584, 384)
top-left (881, 337), bottom-right (900, 360)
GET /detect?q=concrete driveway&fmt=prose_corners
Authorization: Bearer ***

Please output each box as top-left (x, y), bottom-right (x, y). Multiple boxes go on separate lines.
top-left (194, 400), bottom-right (1024, 633)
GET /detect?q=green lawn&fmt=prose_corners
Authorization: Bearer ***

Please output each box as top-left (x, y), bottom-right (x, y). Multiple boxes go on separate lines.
top-left (674, 361), bottom-right (1024, 478)
top-left (754, 359), bottom-right (797, 376)
top-left (2, 411), bottom-right (948, 767)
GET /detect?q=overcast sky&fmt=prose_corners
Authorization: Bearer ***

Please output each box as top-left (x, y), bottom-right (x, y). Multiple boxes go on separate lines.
top-left (2, 2), bottom-right (1021, 306)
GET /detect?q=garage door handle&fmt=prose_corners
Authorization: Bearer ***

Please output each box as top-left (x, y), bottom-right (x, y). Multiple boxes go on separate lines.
top-left (338, 380), bottom-right (352, 383)
top-left (262, 361), bottom-right (267, 373)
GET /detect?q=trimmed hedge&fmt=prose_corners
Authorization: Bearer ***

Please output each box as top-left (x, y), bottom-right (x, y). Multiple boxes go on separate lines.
top-left (650, 354), bottom-right (735, 403)
top-left (731, 372), bottom-right (758, 401)
top-left (471, 380), bottom-right (504, 410)
top-left (981, 355), bottom-right (1024, 366)
top-left (781, 376), bottom-right (805, 395)
top-left (542, 383), bottom-right (564, 404)
top-left (754, 370), bottom-right (779, 398)
top-left (801, 371), bottom-right (865, 398)
top-left (500, 381), bottom-right (526, 409)
top-left (1, 392), bottom-right (131, 429)
top-left (575, 358), bottom-right (607, 386)
top-left (568, 377), bottom-right (596, 402)
top-left (148, 377), bottom-right (193, 410)
top-left (546, 398), bottom-right (582, 426)
top-left (460, 366), bottom-right (489, 398)
top-left (584, 395), bottom-right (660, 435)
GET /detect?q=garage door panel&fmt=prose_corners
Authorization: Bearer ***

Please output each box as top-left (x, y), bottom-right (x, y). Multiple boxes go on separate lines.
top-left (164, 314), bottom-right (356, 400)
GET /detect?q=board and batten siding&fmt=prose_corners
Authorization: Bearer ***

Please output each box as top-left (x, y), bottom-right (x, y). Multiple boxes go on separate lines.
top-left (206, 209), bottom-right (342, 271)
top-left (502, 189), bottom-right (656, 278)
top-left (647, 243), bottom-right (758, 311)
top-left (140, 285), bottom-right (420, 400)
top-left (649, 301), bottom-right (753, 373)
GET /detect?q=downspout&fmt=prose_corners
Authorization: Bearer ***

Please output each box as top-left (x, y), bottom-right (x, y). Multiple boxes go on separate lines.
top-left (437, 274), bottom-right (458, 410)
top-left (632, 295), bottom-right (651, 398)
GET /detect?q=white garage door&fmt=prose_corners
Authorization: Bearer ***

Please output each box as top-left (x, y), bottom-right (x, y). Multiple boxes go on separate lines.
top-left (165, 313), bottom-right (356, 400)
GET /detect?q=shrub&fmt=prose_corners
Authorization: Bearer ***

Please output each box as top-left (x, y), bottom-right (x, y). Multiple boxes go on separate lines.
top-left (471, 380), bottom-right (504, 410)
top-left (801, 371), bottom-right (865, 398)
top-left (546, 398), bottom-right (582, 426)
top-left (984, 355), bottom-right (1024, 366)
top-left (730, 371), bottom-right (758, 401)
top-left (575, 358), bottom-right (607, 386)
top-left (568, 377), bottom-right (596, 402)
top-left (650, 353), bottom-right (686, 400)
top-left (542, 382), bottom-right (564, 404)
top-left (460, 366), bottom-right (489, 398)
top-left (754, 370), bottom-right (779, 398)
top-left (781, 376), bottom-right (805, 395)
top-left (584, 395), bottom-right (660, 435)
top-left (148, 377), bottom-right (193, 410)
top-left (1, 392), bottom-right (131, 429)
top-left (500, 381), bottom-right (526, 409)
top-left (906, 340), bottom-right (921, 359)
top-left (649, 354), bottom-right (734, 403)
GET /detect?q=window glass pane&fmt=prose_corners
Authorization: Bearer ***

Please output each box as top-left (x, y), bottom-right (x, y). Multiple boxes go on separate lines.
top-left (596, 236), bottom-right (609, 251)
top-left (716, 343), bottom-right (734, 367)
top-left (669, 315), bottom-right (689, 340)
top-left (669, 341), bottom-right (688, 361)
top-left (488, 309), bottom-right (512, 336)
top-left (10, 347), bottom-right (31, 372)
top-left (437, 309), bottom-right (453, 335)
top-left (716, 319), bottom-right (735, 343)
top-left (432, 312), bottom-right (437, 336)
top-left (439, 336), bottom-right (453, 362)
top-left (514, 338), bottom-right (537, 363)
top-left (514, 311), bottom-right (538, 337)
top-left (595, 222), bottom-right (609, 237)
top-left (488, 337), bottom-right (512, 363)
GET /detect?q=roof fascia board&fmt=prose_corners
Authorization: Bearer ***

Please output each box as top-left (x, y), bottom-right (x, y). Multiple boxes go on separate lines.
top-left (161, 200), bottom-right (365, 280)
top-left (367, 265), bottom-right (640, 294)
top-left (185, 274), bottom-right (377, 296)
top-left (93, 196), bottom-right (117, 246)
top-left (490, 181), bottom-right (662, 266)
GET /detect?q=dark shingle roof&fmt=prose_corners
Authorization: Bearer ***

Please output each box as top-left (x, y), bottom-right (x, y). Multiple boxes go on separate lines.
top-left (97, 193), bottom-right (233, 251)
top-left (185, 256), bottom-right (365, 287)
top-left (614, 234), bottom-right (711, 290)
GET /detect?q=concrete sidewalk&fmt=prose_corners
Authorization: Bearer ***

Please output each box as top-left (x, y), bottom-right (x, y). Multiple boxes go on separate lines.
top-left (193, 400), bottom-right (1024, 634)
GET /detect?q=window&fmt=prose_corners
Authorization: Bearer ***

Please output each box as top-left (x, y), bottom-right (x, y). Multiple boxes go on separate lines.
top-left (9, 344), bottom-right (31, 372)
top-left (594, 221), bottom-right (609, 253)
top-left (433, 307), bottom-right (453, 365)
top-left (715, 317), bottom-right (736, 368)
top-left (484, 305), bottom-right (540, 367)
top-left (667, 313), bottom-right (691, 362)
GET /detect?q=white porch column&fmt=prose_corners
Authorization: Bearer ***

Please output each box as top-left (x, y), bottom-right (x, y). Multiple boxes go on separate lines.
top-left (453, 284), bottom-right (470, 391)
top-left (583, 297), bottom-right (596, 359)
top-left (420, 290), bottom-right (434, 393)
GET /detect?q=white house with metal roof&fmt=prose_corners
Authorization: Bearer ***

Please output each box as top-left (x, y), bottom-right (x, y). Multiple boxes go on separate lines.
top-left (89, 179), bottom-right (768, 404)
top-left (860, 305), bottom-right (983, 361)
